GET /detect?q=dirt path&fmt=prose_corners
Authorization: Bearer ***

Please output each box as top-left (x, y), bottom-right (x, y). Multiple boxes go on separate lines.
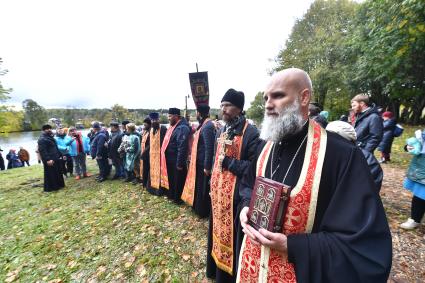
top-left (380, 164), bottom-right (425, 283)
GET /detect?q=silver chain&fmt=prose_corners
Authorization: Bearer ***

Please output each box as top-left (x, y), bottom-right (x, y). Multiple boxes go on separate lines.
top-left (270, 134), bottom-right (308, 184)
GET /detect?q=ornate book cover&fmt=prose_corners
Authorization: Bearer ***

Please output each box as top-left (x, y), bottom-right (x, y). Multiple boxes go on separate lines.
top-left (247, 176), bottom-right (292, 232)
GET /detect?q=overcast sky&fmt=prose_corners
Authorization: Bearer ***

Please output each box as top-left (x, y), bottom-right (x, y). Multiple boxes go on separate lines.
top-left (1, 0), bottom-right (314, 110)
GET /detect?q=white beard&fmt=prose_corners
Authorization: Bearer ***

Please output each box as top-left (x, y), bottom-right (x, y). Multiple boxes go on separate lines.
top-left (260, 101), bottom-right (305, 142)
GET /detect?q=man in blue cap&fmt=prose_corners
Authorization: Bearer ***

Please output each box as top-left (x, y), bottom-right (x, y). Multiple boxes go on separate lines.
top-left (90, 122), bottom-right (109, 182)
top-left (145, 112), bottom-right (167, 195)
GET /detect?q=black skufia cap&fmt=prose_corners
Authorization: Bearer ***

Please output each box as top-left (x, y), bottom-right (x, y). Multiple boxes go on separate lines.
top-left (221, 88), bottom-right (244, 110)
top-left (196, 105), bottom-right (210, 115)
top-left (42, 124), bottom-right (52, 130)
top-left (168, 108), bottom-right (181, 115)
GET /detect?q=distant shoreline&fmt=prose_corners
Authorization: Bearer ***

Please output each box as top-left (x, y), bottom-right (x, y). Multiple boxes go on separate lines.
top-left (0, 130), bottom-right (39, 134)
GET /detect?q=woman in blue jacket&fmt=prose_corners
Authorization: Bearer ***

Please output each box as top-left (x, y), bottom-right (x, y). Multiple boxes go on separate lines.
top-left (68, 127), bottom-right (91, 180)
top-left (400, 133), bottom-right (425, 229)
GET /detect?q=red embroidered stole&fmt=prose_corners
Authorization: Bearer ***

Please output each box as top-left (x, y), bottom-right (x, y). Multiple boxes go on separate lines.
top-left (237, 120), bottom-right (327, 283)
top-left (140, 131), bottom-right (149, 179)
top-left (149, 128), bottom-right (161, 189)
top-left (211, 121), bottom-right (249, 275)
top-left (181, 119), bottom-right (210, 206)
top-left (160, 120), bottom-right (180, 190)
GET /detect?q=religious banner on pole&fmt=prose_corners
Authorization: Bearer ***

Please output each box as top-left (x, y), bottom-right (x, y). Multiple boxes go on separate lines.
top-left (189, 71), bottom-right (209, 107)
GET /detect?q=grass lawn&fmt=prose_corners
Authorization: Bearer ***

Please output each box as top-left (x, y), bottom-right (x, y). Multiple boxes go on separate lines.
top-left (1, 123), bottom-right (423, 282)
top-left (0, 160), bottom-right (209, 282)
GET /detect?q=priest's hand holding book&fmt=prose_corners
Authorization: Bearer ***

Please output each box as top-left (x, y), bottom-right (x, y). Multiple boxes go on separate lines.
top-left (240, 206), bottom-right (288, 256)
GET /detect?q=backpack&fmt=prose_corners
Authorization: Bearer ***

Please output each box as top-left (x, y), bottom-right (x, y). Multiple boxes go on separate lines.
top-left (393, 124), bottom-right (404, 137)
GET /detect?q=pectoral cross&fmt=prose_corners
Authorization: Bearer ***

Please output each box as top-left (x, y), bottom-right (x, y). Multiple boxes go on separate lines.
top-left (217, 132), bottom-right (233, 172)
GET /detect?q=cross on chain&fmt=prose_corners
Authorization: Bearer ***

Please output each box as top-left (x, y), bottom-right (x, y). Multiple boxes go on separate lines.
top-left (217, 132), bottom-right (233, 172)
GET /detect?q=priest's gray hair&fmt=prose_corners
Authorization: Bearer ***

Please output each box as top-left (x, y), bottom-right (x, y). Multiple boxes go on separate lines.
top-left (260, 98), bottom-right (305, 142)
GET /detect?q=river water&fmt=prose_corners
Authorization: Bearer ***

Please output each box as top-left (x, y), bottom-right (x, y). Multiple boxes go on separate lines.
top-left (0, 130), bottom-right (90, 166)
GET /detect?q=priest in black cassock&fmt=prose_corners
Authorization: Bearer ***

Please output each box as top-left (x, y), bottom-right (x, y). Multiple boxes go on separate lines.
top-left (37, 124), bottom-right (65, 192)
top-left (140, 117), bottom-right (151, 187)
top-left (181, 105), bottom-right (216, 218)
top-left (161, 108), bottom-right (191, 204)
top-left (145, 112), bottom-right (167, 196)
top-left (206, 89), bottom-right (259, 283)
top-left (237, 68), bottom-right (392, 283)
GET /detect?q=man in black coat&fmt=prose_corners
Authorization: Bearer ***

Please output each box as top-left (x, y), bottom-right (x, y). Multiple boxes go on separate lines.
top-left (37, 124), bottom-right (65, 192)
top-left (90, 122), bottom-right (109, 182)
top-left (351, 94), bottom-right (383, 153)
top-left (206, 89), bottom-right (259, 283)
top-left (162, 108), bottom-right (191, 203)
top-left (109, 121), bottom-right (125, 179)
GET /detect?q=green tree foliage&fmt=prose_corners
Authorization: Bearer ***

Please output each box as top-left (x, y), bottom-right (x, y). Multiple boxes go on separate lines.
top-left (111, 104), bottom-right (132, 122)
top-left (348, 0), bottom-right (425, 123)
top-left (0, 110), bottom-right (24, 133)
top-left (246, 92), bottom-right (265, 125)
top-left (274, 0), bottom-right (425, 123)
top-left (22, 99), bottom-right (48, 130)
top-left (275, 0), bottom-right (358, 119)
top-left (63, 107), bottom-right (76, 127)
top-left (0, 58), bottom-right (12, 103)
top-left (0, 58), bottom-right (22, 133)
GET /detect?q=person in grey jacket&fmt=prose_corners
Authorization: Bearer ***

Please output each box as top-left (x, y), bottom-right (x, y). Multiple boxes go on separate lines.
top-left (351, 94), bottom-right (383, 153)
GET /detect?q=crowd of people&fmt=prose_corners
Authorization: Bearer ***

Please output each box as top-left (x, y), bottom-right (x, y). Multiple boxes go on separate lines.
top-left (4, 67), bottom-right (423, 282)
top-left (0, 146), bottom-right (30, 170)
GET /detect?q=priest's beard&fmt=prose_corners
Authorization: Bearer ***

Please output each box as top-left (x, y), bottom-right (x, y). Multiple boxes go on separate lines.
top-left (260, 100), bottom-right (304, 142)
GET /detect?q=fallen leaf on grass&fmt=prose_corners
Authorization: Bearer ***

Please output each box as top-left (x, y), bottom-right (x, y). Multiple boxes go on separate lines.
top-left (96, 265), bottom-right (106, 276)
top-left (5, 268), bottom-right (21, 283)
top-left (43, 264), bottom-right (57, 271)
top-left (182, 254), bottom-right (191, 261)
top-left (125, 256), bottom-right (136, 268)
top-left (136, 264), bottom-right (147, 277)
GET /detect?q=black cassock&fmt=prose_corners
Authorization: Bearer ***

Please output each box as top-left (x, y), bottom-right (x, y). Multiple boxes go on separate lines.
top-left (206, 116), bottom-right (259, 283)
top-left (38, 132), bottom-right (65, 192)
top-left (165, 118), bottom-right (191, 204)
top-left (42, 161), bottom-right (65, 191)
top-left (238, 122), bottom-right (392, 283)
top-left (192, 119), bottom-right (216, 218)
top-left (146, 126), bottom-right (167, 196)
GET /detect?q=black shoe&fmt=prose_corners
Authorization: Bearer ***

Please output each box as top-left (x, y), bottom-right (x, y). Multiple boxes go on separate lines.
top-left (97, 177), bottom-right (106, 182)
top-left (111, 175), bottom-right (120, 180)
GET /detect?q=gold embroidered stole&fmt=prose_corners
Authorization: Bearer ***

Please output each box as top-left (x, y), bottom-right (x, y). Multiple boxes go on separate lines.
top-left (160, 121), bottom-right (181, 189)
top-left (211, 121), bottom-right (248, 275)
top-left (149, 128), bottom-right (161, 189)
top-left (182, 119), bottom-right (210, 206)
top-left (140, 131), bottom-right (149, 179)
top-left (237, 120), bottom-right (327, 283)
